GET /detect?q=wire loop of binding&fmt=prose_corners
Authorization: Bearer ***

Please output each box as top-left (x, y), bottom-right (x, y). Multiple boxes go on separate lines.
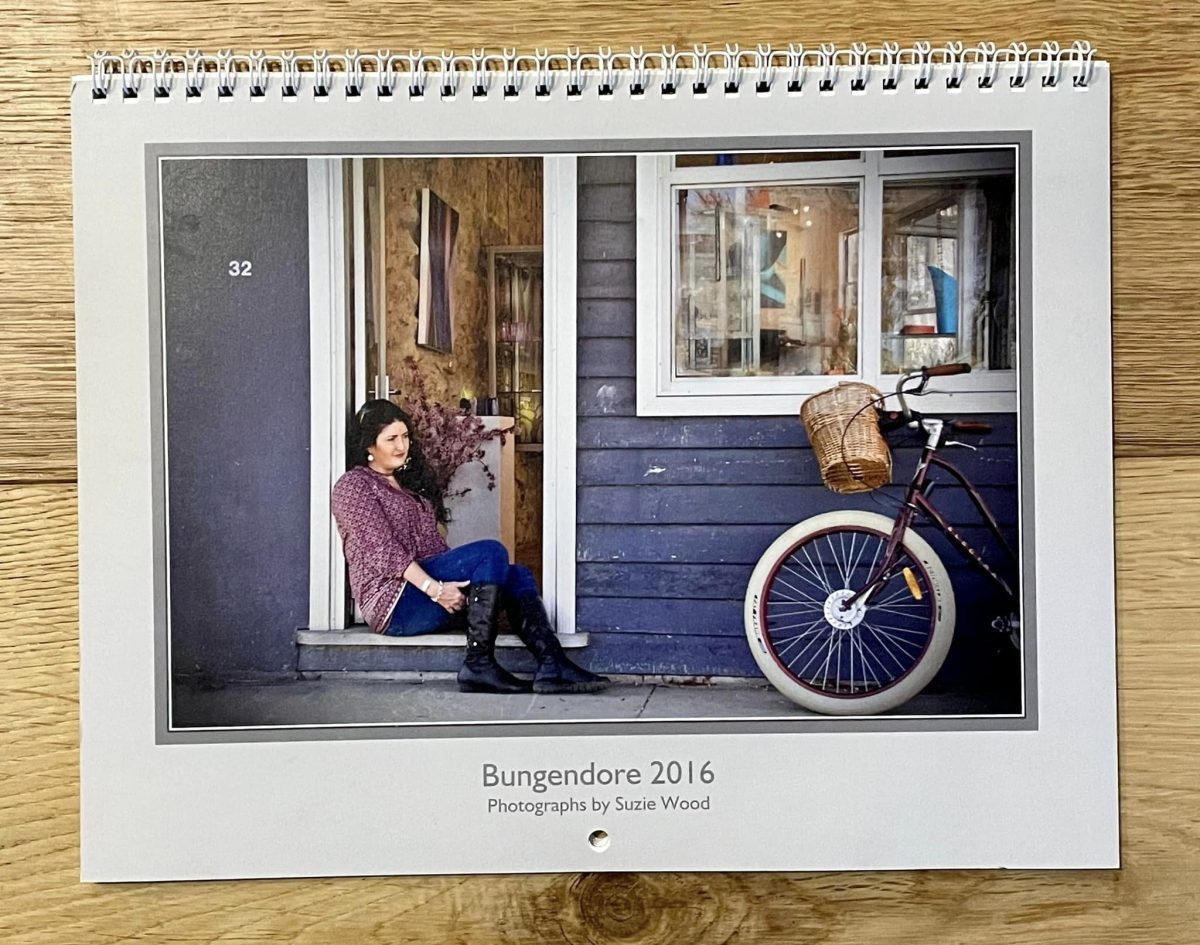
top-left (310, 50), bottom-right (331, 97)
top-left (785, 44), bottom-right (806, 93)
top-left (942, 41), bottom-right (966, 89)
top-left (279, 51), bottom-right (300, 96)
top-left (215, 50), bottom-right (237, 97)
top-left (119, 49), bottom-right (140, 98)
top-left (88, 41), bottom-right (1102, 102)
top-left (628, 47), bottom-right (649, 96)
top-left (343, 50), bottom-right (362, 97)
top-left (184, 49), bottom-right (208, 97)
top-left (564, 46), bottom-right (584, 96)
top-left (596, 47), bottom-right (617, 96)
top-left (369, 51), bottom-right (392, 98)
top-left (716, 44), bottom-right (741, 94)
top-left (501, 48), bottom-right (521, 97)
top-left (659, 46), bottom-right (680, 96)
top-left (753, 44), bottom-right (774, 94)
top-left (880, 43), bottom-right (901, 91)
top-left (690, 45), bottom-right (712, 95)
top-left (405, 51), bottom-right (425, 98)
top-left (247, 50), bottom-right (269, 96)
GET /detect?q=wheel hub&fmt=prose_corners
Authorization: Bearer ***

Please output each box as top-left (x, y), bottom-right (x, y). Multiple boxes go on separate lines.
top-left (824, 588), bottom-right (867, 630)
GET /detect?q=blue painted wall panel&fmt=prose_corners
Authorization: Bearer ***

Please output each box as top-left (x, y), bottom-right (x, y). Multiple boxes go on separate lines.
top-left (162, 158), bottom-right (311, 679)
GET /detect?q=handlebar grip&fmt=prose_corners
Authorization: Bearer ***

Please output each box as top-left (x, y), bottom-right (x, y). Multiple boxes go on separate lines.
top-left (951, 419), bottom-right (992, 434)
top-left (923, 363), bottom-right (972, 378)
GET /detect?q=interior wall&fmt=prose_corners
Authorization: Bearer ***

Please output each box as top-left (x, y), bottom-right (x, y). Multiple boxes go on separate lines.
top-left (379, 157), bottom-right (544, 571)
top-left (381, 157), bottom-right (543, 405)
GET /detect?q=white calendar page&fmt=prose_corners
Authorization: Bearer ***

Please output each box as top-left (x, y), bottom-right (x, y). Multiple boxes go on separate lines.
top-left (72, 44), bottom-right (1118, 880)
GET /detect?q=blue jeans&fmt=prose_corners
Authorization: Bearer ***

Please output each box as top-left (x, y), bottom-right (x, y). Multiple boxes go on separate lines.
top-left (384, 539), bottom-right (539, 637)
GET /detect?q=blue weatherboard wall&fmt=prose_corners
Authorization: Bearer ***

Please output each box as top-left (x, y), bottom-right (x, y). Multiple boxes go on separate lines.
top-left (575, 157), bottom-right (1019, 688)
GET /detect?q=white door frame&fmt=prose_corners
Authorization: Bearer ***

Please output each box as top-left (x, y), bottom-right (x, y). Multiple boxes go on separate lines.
top-left (309, 155), bottom-right (580, 636)
top-left (541, 156), bottom-right (578, 635)
top-left (307, 158), bottom-right (349, 632)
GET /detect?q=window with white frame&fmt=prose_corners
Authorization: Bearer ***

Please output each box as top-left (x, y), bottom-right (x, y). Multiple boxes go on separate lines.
top-left (636, 148), bottom-right (1018, 415)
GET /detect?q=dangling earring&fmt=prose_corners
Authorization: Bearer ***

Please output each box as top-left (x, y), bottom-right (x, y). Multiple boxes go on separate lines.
top-left (399, 458), bottom-right (410, 471)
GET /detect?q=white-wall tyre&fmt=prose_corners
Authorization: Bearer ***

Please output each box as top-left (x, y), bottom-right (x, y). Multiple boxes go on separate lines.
top-left (744, 511), bottom-right (956, 715)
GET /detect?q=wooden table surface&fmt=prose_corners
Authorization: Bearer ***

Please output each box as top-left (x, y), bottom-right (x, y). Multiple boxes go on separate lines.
top-left (2, 2), bottom-right (1197, 941)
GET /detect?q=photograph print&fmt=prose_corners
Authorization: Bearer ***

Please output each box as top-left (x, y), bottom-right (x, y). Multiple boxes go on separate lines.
top-left (155, 145), bottom-right (1029, 736)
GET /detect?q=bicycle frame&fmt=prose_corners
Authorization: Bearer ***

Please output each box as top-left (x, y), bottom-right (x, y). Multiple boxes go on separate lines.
top-left (845, 417), bottom-right (1018, 609)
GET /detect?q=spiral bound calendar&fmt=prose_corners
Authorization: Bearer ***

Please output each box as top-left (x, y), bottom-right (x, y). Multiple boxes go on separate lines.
top-left (72, 40), bottom-right (1117, 880)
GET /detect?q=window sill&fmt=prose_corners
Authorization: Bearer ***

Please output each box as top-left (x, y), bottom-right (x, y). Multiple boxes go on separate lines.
top-left (635, 386), bottom-right (1016, 416)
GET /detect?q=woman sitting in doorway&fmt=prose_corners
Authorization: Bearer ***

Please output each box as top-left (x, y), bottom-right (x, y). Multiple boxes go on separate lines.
top-left (331, 399), bottom-right (609, 695)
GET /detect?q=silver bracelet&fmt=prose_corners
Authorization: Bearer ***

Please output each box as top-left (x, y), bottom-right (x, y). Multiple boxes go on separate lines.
top-left (420, 577), bottom-right (433, 595)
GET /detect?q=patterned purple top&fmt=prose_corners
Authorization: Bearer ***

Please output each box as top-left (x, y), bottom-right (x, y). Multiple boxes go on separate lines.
top-left (330, 465), bottom-right (450, 632)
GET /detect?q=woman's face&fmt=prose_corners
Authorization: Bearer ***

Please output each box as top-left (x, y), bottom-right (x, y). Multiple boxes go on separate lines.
top-left (370, 420), bottom-right (410, 474)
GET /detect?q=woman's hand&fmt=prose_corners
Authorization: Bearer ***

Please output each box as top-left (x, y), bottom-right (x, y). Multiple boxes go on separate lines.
top-left (432, 579), bottom-right (469, 614)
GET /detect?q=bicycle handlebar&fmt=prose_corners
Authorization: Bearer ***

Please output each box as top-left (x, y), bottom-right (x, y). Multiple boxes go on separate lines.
top-left (923, 363), bottom-right (972, 378)
top-left (893, 362), bottom-right (972, 420)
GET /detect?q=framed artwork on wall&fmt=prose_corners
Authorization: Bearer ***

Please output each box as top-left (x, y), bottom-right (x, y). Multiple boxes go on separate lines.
top-left (417, 187), bottom-right (458, 353)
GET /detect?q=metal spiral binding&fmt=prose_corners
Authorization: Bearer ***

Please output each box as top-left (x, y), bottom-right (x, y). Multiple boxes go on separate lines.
top-left (88, 41), bottom-right (1098, 101)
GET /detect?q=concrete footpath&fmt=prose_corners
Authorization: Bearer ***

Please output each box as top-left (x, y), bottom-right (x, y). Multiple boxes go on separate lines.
top-left (171, 675), bottom-right (1015, 728)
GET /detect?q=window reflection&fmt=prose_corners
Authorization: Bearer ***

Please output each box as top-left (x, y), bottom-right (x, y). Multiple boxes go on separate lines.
top-left (674, 183), bottom-right (861, 378)
top-left (881, 177), bottom-right (1015, 374)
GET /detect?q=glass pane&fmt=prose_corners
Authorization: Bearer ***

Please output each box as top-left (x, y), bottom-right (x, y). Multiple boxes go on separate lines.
top-left (675, 151), bottom-right (861, 168)
top-left (494, 252), bottom-right (544, 444)
top-left (881, 176), bottom-right (1015, 374)
top-left (674, 182), bottom-right (861, 378)
top-left (362, 159), bottom-right (381, 396)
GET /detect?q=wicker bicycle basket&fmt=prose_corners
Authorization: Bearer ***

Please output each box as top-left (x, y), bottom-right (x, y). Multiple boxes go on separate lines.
top-left (800, 382), bottom-right (892, 494)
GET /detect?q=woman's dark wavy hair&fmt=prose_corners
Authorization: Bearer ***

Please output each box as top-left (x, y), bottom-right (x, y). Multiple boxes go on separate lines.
top-left (351, 399), bottom-right (448, 523)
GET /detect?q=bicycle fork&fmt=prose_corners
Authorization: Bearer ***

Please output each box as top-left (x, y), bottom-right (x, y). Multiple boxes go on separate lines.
top-left (838, 428), bottom-right (1017, 613)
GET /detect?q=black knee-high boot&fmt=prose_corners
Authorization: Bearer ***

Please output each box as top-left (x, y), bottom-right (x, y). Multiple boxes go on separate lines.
top-left (457, 584), bottom-right (533, 694)
top-left (506, 596), bottom-right (610, 694)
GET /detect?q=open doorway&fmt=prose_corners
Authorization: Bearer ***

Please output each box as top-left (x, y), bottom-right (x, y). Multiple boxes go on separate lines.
top-left (344, 157), bottom-right (546, 627)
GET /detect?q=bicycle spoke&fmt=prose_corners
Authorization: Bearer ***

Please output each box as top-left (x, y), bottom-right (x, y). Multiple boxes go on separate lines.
top-left (769, 614), bottom-right (830, 635)
top-left (775, 627), bottom-right (827, 663)
top-left (759, 525), bottom-right (939, 698)
top-left (794, 624), bottom-right (838, 682)
top-left (861, 620), bottom-right (923, 658)
top-left (789, 626), bottom-right (838, 678)
top-left (766, 605), bottom-right (825, 620)
top-left (871, 603), bottom-right (928, 617)
top-left (865, 539), bottom-right (883, 585)
top-left (793, 548), bottom-right (833, 589)
top-left (868, 621), bottom-right (930, 637)
top-left (847, 531), bottom-right (871, 581)
top-left (851, 629), bottom-right (886, 688)
top-left (872, 583), bottom-right (919, 608)
top-left (834, 631), bottom-right (844, 692)
top-left (798, 545), bottom-right (835, 593)
top-left (860, 622), bottom-right (914, 673)
top-left (818, 629), bottom-right (839, 690)
top-left (782, 559), bottom-right (831, 597)
top-left (848, 625), bottom-right (855, 692)
top-left (775, 566), bottom-right (829, 600)
top-left (826, 533), bottom-right (850, 588)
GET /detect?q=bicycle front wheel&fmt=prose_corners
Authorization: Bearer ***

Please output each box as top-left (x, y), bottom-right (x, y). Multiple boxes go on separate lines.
top-left (744, 511), bottom-right (956, 715)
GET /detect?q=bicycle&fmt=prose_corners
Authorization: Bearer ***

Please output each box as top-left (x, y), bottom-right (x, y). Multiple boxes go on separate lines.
top-left (743, 363), bottom-right (1020, 715)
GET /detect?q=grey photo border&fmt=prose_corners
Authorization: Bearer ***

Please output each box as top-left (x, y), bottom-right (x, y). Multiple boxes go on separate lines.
top-left (146, 130), bottom-right (1037, 744)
